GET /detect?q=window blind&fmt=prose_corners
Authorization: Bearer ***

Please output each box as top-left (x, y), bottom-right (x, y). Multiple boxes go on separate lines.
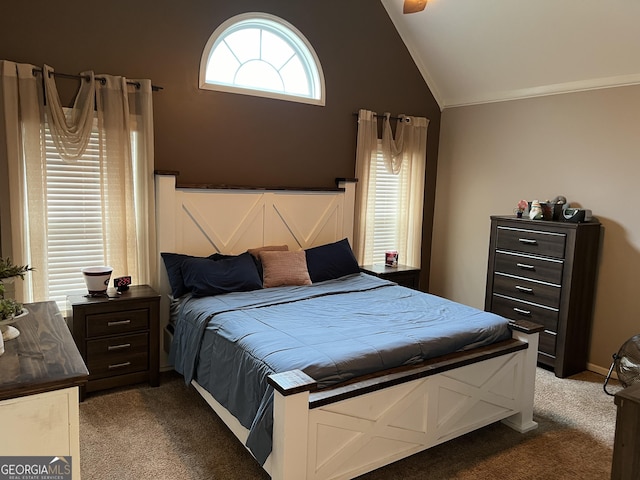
top-left (45, 114), bottom-right (105, 309)
top-left (370, 143), bottom-right (410, 264)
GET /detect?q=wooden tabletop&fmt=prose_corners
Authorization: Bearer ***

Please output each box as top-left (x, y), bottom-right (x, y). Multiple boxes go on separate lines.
top-left (0, 301), bottom-right (88, 401)
top-left (67, 284), bottom-right (160, 307)
top-left (360, 264), bottom-right (420, 275)
top-left (615, 382), bottom-right (640, 407)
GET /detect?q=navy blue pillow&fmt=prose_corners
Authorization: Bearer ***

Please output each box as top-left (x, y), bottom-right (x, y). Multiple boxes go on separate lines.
top-left (161, 252), bottom-right (196, 298)
top-left (161, 252), bottom-right (236, 298)
top-left (181, 252), bottom-right (262, 297)
top-left (305, 238), bottom-right (360, 283)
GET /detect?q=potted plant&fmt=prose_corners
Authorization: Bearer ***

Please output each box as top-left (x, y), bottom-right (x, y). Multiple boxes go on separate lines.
top-left (0, 257), bottom-right (33, 321)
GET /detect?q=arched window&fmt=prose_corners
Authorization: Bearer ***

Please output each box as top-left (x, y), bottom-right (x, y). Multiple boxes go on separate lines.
top-left (199, 13), bottom-right (325, 106)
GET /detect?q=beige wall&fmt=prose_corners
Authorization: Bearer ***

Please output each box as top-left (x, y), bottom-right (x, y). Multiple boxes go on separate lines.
top-left (431, 84), bottom-right (640, 374)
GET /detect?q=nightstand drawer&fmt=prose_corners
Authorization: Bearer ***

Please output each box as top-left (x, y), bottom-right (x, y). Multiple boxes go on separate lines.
top-left (496, 226), bottom-right (566, 258)
top-left (491, 294), bottom-right (559, 333)
top-left (359, 264), bottom-right (420, 290)
top-left (86, 334), bottom-right (149, 377)
top-left (493, 273), bottom-right (561, 308)
top-left (386, 272), bottom-right (420, 289)
top-left (495, 251), bottom-right (564, 284)
top-left (86, 308), bottom-right (149, 337)
top-left (86, 352), bottom-right (148, 378)
top-left (86, 332), bottom-right (149, 360)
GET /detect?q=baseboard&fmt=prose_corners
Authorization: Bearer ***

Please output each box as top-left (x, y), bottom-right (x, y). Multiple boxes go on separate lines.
top-left (587, 362), bottom-right (616, 379)
top-left (160, 364), bottom-right (174, 373)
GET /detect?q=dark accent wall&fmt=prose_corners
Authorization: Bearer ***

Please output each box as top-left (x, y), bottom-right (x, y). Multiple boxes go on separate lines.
top-left (1, 0), bottom-right (441, 289)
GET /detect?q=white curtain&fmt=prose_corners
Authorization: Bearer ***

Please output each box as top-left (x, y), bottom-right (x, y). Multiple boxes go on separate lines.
top-left (0, 61), bottom-right (47, 302)
top-left (44, 64), bottom-right (95, 160)
top-left (353, 109), bottom-right (429, 268)
top-left (94, 73), bottom-right (157, 288)
top-left (0, 60), bottom-right (156, 302)
top-left (353, 109), bottom-right (378, 264)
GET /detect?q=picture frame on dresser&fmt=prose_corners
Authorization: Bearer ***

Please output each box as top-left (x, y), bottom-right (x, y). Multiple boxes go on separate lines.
top-left (484, 215), bottom-right (601, 378)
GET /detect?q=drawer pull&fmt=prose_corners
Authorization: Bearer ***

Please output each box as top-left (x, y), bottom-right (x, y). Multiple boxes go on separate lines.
top-left (107, 319), bottom-right (131, 327)
top-left (515, 285), bottom-right (533, 293)
top-left (516, 263), bottom-right (535, 270)
top-left (518, 238), bottom-right (538, 245)
top-left (108, 361), bottom-right (131, 369)
top-left (108, 343), bottom-right (131, 351)
top-left (513, 307), bottom-right (531, 316)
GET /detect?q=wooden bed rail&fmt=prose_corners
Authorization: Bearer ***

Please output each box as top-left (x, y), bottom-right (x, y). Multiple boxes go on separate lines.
top-left (268, 336), bottom-right (534, 409)
top-left (309, 339), bottom-right (527, 408)
top-left (268, 319), bottom-right (544, 408)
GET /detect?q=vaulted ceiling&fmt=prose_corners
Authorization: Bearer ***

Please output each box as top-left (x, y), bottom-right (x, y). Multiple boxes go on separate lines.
top-left (381, 0), bottom-right (640, 110)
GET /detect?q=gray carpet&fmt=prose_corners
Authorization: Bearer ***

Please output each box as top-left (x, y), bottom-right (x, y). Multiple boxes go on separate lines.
top-left (79, 368), bottom-right (620, 479)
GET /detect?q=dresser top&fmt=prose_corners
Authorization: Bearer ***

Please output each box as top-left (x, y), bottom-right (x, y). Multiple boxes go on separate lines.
top-left (490, 215), bottom-right (601, 228)
top-left (0, 301), bottom-right (88, 401)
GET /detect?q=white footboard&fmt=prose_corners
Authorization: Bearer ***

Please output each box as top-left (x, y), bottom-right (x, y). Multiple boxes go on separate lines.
top-left (268, 322), bottom-right (541, 480)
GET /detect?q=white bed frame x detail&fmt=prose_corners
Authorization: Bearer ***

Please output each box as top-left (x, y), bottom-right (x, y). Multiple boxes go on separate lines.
top-left (154, 173), bottom-right (540, 480)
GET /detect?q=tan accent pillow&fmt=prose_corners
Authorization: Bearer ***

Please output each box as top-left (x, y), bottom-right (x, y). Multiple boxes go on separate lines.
top-left (259, 250), bottom-right (311, 288)
top-left (247, 244), bottom-right (289, 259)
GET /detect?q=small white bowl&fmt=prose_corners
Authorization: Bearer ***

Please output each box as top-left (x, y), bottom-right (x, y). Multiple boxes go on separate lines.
top-left (82, 266), bottom-right (113, 295)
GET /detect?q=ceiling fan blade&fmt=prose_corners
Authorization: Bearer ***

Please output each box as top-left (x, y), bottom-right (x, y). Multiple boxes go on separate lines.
top-left (403, 0), bottom-right (427, 14)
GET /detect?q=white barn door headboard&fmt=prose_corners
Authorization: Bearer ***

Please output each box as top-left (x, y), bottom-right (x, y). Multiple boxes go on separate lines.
top-left (154, 173), bottom-right (356, 368)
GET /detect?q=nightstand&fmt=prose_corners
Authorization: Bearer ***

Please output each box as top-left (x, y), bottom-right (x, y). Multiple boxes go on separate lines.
top-left (360, 264), bottom-right (421, 290)
top-left (67, 285), bottom-right (160, 398)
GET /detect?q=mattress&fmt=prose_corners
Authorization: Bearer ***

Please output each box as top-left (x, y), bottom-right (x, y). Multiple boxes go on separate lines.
top-left (169, 273), bottom-right (511, 463)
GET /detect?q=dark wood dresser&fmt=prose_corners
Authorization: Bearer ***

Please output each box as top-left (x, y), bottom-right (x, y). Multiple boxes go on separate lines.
top-left (484, 216), bottom-right (601, 377)
top-left (0, 301), bottom-right (88, 478)
top-left (612, 382), bottom-right (640, 479)
top-left (360, 264), bottom-right (421, 290)
top-left (67, 285), bottom-right (160, 397)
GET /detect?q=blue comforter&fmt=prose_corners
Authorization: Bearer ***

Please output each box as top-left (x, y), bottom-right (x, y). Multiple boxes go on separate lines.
top-left (169, 273), bottom-right (510, 464)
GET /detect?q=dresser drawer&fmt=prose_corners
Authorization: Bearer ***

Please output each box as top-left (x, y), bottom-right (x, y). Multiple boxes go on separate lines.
top-left (493, 273), bottom-right (561, 308)
top-left (491, 294), bottom-right (559, 332)
top-left (495, 251), bottom-right (564, 284)
top-left (539, 330), bottom-right (557, 357)
top-left (86, 308), bottom-right (149, 337)
top-left (496, 226), bottom-right (566, 259)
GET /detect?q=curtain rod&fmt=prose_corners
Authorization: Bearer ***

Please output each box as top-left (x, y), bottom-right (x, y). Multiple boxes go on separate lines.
top-left (352, 112), bottom-right (409, 122)
top-left (31, 67), bottom-right (163, 92)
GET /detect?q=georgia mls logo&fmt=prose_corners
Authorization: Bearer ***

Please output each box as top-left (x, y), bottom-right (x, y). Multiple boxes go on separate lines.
top-left (0, 456), bottom-right (72, 480)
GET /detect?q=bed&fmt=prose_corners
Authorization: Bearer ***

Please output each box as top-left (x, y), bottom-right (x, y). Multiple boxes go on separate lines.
top-left (154, 173), bottom-right (541, 480)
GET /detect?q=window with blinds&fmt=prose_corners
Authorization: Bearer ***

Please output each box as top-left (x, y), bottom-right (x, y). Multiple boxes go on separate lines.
top-left (45, 114), bottom-right (105, 309)
top-left (369, 142), bottom-right (410, 264)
